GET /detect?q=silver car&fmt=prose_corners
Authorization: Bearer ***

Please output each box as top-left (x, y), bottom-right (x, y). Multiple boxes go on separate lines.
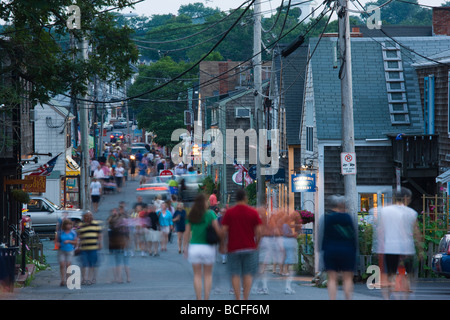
top-left (136, 175), bottom-right (172, 202)
top-left (26, 196), bottom-right (84, 234)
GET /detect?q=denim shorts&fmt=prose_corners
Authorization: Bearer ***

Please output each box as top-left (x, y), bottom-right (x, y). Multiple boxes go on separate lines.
top-left (80, 250), bottom-right (98, 268)
top-left (227, 250), bottom-right (259, 276)
top-left (110, 249), bottom-right (130, 266)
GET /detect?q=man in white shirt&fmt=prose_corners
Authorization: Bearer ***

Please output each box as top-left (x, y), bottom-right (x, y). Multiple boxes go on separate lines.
top-left (375, 187), bottom-right (423, 299)
top-left (90, 178), bottom-right (102, 213)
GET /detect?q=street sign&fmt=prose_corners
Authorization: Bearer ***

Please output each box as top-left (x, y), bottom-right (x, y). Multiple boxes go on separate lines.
top-left (23, 175), bottom-right (46, 193)
top-left (160, 170), bottom-right (173, 176)
top-left (291, 173), bottom-right (316, 192)
top-left (341, 152), bottom-right (357, 175)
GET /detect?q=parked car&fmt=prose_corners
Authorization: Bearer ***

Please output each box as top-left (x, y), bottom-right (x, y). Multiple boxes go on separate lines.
top-left (103, 122), bottom-right (113, 131)
top-left (136, 176), bottom-right (172, 202)
top-left (112, 118), bottom-right (132, 129)
top-left (432, 234), bottom-right (450, 278)
top-left (25, 196), bottom-right (84, 234)
top-left (109, 131), bottom-right (124, 143)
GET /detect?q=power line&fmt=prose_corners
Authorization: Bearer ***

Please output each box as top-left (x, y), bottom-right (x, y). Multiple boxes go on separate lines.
top-left (60, 0), bottom-right (329, 107)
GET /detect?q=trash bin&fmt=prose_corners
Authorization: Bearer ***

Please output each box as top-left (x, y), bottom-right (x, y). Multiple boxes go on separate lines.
top-left (0, 247), bottom-right (19, 292)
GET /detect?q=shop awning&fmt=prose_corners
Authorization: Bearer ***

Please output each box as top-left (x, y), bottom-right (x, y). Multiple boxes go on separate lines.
top-left (66, 156), bottom-right (80, 176)
top-left (436, 170), bottom-right (450, 184)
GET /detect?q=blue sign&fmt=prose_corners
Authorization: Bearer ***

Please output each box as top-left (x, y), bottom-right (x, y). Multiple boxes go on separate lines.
top-left (291, 173), bottom-right (316, 192)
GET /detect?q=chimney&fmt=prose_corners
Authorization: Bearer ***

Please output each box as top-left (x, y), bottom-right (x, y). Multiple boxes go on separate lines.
top-left (432, 7), bottom-right (450, 36)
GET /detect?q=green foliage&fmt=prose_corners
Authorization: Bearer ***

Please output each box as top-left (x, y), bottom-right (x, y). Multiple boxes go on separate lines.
top-left (128, 56), bottom-right (197, 148)
top-left (0, 0), bottom-right (139, 106)
top-left (245, 182), bottom-right (257, 206)
top-left (362, 0), bottom-right (432, 26)
top-left (198, 175), bottom-right (219, 196)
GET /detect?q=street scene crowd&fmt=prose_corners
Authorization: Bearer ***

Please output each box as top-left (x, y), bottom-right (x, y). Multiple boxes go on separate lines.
top-left (51, 139), bottom-right (424, 301)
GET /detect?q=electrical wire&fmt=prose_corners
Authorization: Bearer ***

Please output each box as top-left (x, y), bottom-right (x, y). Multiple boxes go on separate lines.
top-left (54, 0), bottom-right (330, 107)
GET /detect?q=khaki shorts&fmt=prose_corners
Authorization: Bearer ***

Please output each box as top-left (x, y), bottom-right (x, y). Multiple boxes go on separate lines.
top-left (58, 250), bottom-right (74, 264)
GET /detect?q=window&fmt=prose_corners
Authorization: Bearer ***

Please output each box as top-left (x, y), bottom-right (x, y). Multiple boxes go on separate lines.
top-left (306, 126), bottom-right (314, 152)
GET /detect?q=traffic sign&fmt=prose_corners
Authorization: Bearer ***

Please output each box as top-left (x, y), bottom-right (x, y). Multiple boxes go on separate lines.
top-left (160, 169), bottom-right (173, 176)
top-left (341, 152), bottom-right (356, 175)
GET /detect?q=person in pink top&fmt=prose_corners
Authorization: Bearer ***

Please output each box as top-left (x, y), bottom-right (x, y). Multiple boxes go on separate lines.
top-left (208, 189), bottom-right (219, 211)
top-left (221, 189), bottom-right (262, 300)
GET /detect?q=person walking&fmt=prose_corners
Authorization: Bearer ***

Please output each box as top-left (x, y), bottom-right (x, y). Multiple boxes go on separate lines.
top-left (374, 187), bottom-right (423, 300)
top-left (77, 211), bottom-right (103, 285)
top-left (114, 162), bottom-right (125, 192)
top-left (57, 219), bottom-right (78, 287)
top-left (183, 193), bottom-right (222, 300)
top-left (107, 208), bottom-right (131, 283)
top-left (89, 177), bottom-right (102, 213)
top-left (172, 202), bottom-right (187, 254)
top-left (147, 204), bottom-right (161, 256)
top-left (221, 189), bottom-right (262, 300)
top-left (319, 195), bottom-right (357, 300)
top-left (158, 202), bottom-right (173, 252)
top-left (280, 212), bottom-right (299, 294)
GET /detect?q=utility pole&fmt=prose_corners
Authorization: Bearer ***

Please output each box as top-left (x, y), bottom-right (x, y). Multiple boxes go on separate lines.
top-left (338, 0), bottom-right (358, 219)
top-left (79, 37), bottom-right (91, 210)
top-left (254, 0), bottom-right (265, 208)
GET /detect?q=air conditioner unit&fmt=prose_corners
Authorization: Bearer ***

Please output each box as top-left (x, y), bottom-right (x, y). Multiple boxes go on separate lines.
top-left (235, 107), bottom-right (251, 119)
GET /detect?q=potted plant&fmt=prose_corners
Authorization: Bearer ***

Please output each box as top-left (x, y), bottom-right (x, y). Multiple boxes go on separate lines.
top-left (11, 189), bottom-right (30, 204)
top-left (299, 210), bottom-right (314, 224)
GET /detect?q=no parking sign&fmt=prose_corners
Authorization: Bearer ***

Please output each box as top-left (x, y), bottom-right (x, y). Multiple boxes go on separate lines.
top-left (341, 152), bottom-right (357, 175)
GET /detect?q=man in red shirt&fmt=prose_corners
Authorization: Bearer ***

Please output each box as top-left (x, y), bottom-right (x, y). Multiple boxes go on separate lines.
top-left (222, 189), bottom-right (262, 300)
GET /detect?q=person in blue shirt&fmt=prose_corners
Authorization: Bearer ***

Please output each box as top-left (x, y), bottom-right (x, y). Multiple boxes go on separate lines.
top-left (58, 219), bottom-right (78, 287)
top-left (158, 202), bottom-right (173, 252)
top-left (172, 202), bottom-right (187, 254)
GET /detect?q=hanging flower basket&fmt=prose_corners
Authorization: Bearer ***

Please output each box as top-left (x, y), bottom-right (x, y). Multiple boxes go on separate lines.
top-left (299, 210), bottom-right (314, 224)
top-left (11, 189), bottom-right (30, 204)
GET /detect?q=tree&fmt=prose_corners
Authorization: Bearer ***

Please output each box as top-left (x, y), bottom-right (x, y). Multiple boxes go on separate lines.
top-left (128, 56), bottom-right (197, 148)
top-left (0, 0), bottom-right (139, 106)
top-left (362, 0), bottom-right (432, 25)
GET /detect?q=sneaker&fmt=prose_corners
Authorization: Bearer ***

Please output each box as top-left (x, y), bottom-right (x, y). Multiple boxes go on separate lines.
top-left (285, 287), bottom-right (295, 294)
top-left (258, 288), bottom-right (269, 295)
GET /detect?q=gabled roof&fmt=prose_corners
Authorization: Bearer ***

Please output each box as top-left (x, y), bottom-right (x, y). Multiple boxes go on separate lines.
top-left (308, 36), bottom-right (450, 140)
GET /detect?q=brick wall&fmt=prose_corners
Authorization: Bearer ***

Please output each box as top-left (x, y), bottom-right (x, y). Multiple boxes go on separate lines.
top-left (433, 7), bottom-right (450, 36)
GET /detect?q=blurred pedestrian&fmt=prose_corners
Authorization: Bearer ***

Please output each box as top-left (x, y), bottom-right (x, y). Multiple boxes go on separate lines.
top-left (209, 189), bottom-right (219, 212)
top-left (107, 208), bottom-right (131, 283)
top-left (138, 160), bottom-right (147, 185)
top-left (77, 211), bottom-right (103, 285)
top-left (375, 187), bottom-right (423, 299)
top-left (221, 189), bottom-right (263, 300)
top-left (57, 219), bottom-right (78, 287)
top-left (114, 162), bottom-right (125, 192)
top-left (320, 195), bottom-right (357, 300)
top-left (183, 193), bottom-right (222, 300)
top-left (158, 202), bottom-right (173, 251)
top-left (172, 202), bottom-right (187, 254)
top-left (147, 204), bottom-right (161, 256)
top-left (89, 177), bottom-right (102, 213)
top-left (281, 212), bottom-right (299, 294)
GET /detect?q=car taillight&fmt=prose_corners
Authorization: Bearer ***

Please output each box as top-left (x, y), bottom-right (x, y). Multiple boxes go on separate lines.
top-left (120, 135), bottom-right (123, 139)
top-left (136, 186), bottom-right (168, 191)
top-left (110, 135), bottom-right (114, 138)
